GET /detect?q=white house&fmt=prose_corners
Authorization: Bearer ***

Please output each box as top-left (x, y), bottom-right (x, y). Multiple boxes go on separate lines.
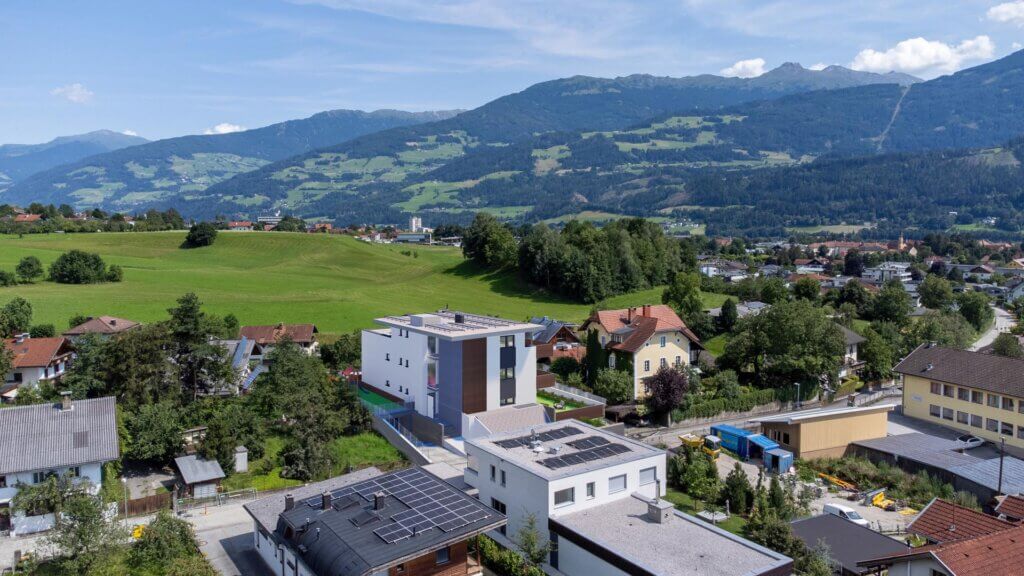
top-left (0, 395), bottom-right (120, 535)
top-left (2, 335), bottom-right (75, 402)
top-left (862, 262), bottom-right (912, 283)
top-left (361, 311), bottom-right (542, 436)
top-left (837, 325), bottom-right (866, 380)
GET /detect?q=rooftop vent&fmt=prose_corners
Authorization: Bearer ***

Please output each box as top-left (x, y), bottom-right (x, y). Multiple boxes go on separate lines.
top-left (59, 391), bottom-right (73, 412)
top-left (647, 498), bottom-right (674, 524)
top-left (322, 491), bottom-right (332, 510)
top-left (14, 333), bottom-right (28, 344)
top-left (454, 313), bottom-right (465, 324)
top-left (373, 491), bottom-right (386, 511)
top-left (925, 363), bottom-right (934, 372)
top-left (285, 494), bottom-right (295, 511)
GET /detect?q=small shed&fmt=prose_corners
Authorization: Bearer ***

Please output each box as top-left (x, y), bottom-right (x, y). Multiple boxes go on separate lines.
top-left (174, 454), bottom-right (225, 498)
top-left (764, 448), bottom-right (793, 474)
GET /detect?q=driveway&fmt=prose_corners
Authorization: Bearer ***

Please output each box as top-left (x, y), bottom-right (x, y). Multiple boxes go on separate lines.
top-left (970, 306), bottom-right (1015, 351)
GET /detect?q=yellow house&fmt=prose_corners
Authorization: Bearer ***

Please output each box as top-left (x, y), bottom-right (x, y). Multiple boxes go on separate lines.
top-left (895, 344), bottom-right (1024, 450)
top-left (579, 304), bottom-right (702, 399)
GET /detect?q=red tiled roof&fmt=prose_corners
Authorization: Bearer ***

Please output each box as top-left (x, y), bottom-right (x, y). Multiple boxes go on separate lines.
top-left (862, 525), bottom-right (1024, 576)
top-left (239, 323), bottom-right (317, 345)
top-left (14, 214), bottom-right (42, 223)
top-left (585, 304), bottom-right (700, 353)
top-left (908, 498), bottom-right (1016, 544)
top-left (63, 316), bottom-right (140, 336)
top-left (3, 337), bottom-right (73, 368)
top-left (996, 495), bottom-right (1024, 521)
top-left (229, 221), bottom-right (252, 228)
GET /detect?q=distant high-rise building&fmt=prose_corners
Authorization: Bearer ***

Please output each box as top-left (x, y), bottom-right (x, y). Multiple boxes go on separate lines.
top-left (409, 215), bottom-right (423, 232)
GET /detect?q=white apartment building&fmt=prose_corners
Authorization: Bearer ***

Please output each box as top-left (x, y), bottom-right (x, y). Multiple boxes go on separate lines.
top-left (862, 262), bottom-right (912, 283)
top-left (361, 311), bottom-right (542, 436)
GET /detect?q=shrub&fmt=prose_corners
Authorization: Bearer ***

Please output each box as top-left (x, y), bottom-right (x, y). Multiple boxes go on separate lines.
top-left (29, 324), bottom-right (56, 337)
top-left (183, 222), bottom-right (217, 248)
top-left (106, 264), bottom-right (124, 282)
top-left (550, 356), bottom-right (582, 381)
top-left (48, 250), bottom-right (109, 284)
top-left (672, 388), bottom-right (779, 421)
top-left (15, 255), bottom-right (43, 283)
top-left (0, 270), bottom-right (15, 287)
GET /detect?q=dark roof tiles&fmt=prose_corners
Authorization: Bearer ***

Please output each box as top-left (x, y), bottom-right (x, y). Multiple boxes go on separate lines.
top-left (894, 344), bottom-right (1024, 398)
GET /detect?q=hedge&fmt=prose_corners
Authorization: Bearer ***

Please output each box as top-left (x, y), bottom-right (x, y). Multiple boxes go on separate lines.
top-left (473, 535), bottom-right (544, 576)
top-left (672, 389), bottom-right (779, 421)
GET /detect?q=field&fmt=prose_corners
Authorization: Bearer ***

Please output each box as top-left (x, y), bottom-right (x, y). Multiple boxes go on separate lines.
top-left (0, 232), bottom-right (725, 335)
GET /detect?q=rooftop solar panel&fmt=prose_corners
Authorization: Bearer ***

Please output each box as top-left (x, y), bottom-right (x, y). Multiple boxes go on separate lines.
top-left (537, 442), bottom-right (632, 469)
top-left (494, 426), bottom-right (583, 449)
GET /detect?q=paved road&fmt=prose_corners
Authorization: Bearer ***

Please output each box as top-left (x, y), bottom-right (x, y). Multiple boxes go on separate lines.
top-left (970, 306), bottom-right (1015, 351)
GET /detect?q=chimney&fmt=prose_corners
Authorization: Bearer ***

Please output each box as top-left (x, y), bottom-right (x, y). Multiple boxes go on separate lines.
top-left (285, 494), bottom-right (295, 511)
top-left (59, 391), bottom-right (72, 411)
top-left (627, 308), bottom-right (633, 322)
top-left (647, 498), bottom-right (674, 524)
top-left (322, 491), bottom-right (332, 510)
top-left (14, 333), bottom-right (28, 344)
top-left (373, 491), bottom-right (386, 511)
top-left (642, 304), bottom-right (651, 317)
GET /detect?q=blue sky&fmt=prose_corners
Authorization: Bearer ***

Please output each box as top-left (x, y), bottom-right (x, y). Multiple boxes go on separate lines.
top-left (2, 0), bottom-right (1023, 144)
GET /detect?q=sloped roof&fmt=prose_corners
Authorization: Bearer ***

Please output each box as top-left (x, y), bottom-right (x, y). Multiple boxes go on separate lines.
top-left (791, 514), bottom-right (909, 575)
top-left (996, 494), bottom-right (1024, 521)
top-left (0, 397), bottom-right (120, 475)
top-left (174, 454), bottom-right (226, 485)
top-left (894, 344), bottom-right (1024, 398)
top-left (4, 337), bottom-right (73, 368)
top-left (838, 325), bottom-right (866, 346)
top-left (63, 315), bottom-right (140, 336)
top-left (528, 317), bottom-right (576, 344)
top-left (585, 304), bottom-right (701, 353)
top-left (239, 323), bottom-right (318, 345)
top-left (908, 498), bottom-right (1015, 544)
top-left (861, 524), bottom-right (1024, 576)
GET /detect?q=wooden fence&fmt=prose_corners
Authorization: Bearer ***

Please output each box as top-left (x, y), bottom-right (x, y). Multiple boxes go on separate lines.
top-left (123, 493), bottom-right (173, 517)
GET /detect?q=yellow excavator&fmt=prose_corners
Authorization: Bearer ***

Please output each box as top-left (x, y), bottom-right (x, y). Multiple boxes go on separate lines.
top-left (680, 433), bottom-right (722, 460)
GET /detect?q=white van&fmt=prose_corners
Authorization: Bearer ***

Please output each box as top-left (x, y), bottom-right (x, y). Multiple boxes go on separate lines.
top-left (823, 503), bottom-right (870, 527)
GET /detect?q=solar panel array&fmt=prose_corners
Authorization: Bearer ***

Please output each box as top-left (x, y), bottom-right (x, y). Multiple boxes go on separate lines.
top-left (538, 442), bottom-right (632, 470)
top-left (494, 426), bottom-right (582, 449)
top-left (302, 468), bottom-right (492, 545)
top-left (566, 435), bottom-right (610, 450)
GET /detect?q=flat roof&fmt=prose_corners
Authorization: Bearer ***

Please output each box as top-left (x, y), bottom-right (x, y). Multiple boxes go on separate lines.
top-left (465, 420), bottom-right (663, 481)
top-left (753, 404), bottom-right (895, 425)
top-left (551, 494), bottom-right (792, 576)
top-left (374, 310), bottom-right (542, 340)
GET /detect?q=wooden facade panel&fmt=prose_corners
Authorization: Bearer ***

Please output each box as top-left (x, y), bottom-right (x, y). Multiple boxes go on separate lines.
top-left (462, 338), bottom-right (487, 414)
top-left (388, 541), bottom-right (468, 576)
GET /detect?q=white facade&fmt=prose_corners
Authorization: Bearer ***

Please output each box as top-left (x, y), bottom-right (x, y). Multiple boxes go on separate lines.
top-left (863, 262), bottom-right (912, 283)
top-left (3, 462), bottom-right (103, 536)
top-left (4, 360), bottom-right (70, 391)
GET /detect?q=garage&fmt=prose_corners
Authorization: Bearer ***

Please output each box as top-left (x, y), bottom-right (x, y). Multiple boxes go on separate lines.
top-left (174, 454), bottom-right (226, 499)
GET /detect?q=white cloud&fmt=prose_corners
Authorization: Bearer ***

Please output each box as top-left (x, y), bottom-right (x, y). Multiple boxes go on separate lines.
top-left (203, 122), bottom-right (245, 135)
top-left (808, 63), bottom-right (828, 71)
top-left (122, 129), bottom-right (138, 137)
top-left (50, 83), bottom-right (94, 104)
top-left (1014, 42), bottom-right (1023, 50)
top-left (720, 58), bottom-right (766, 78)
top-left (850, 36), bottom-right (995, 76)
top-left (988, 1), bottom-right (1024, 26)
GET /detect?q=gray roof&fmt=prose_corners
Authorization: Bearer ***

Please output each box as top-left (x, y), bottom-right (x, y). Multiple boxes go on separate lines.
top-left (174, 454), bottom-right (226, 485)
top-left (551, 494), bottom-right (791, 576)
top-left (838, 324), bottom-right (866, 346)
top-left (853, 433), bottom-right (1024, 495)
top-left (0, 397), bottom-right (120, 476)
top-left (213, 337), bottom-right (255, 370)
top-left (791, 514), bottom-right (910, 575)
top-left (246, 467), bottom-right (382, 532)
top-left (273, 467), bottom-right (504, 576)
top-left (528, 316), bottom-right (575, 344)
top-left (894, 344), bottom-right (1024, 398)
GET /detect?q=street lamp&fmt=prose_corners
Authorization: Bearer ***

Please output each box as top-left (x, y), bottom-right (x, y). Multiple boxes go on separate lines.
top-left (795, 382), bottom-right (801, 409)
top-left (121, 477), bottom-right (128, 527)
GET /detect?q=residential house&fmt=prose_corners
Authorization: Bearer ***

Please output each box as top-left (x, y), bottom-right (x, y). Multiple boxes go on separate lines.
top-left (862, 262), bottom-right (912, 283)
top-left (894, 345), bottom-right (1024, 450)
top-left (2, 335), bottom-right (75, 402)
top-left (361, 310), bottom-right (542, 436)
top-left (708, 300), bottom-right (770, 320)
top-left (174, 454), bottom-right (226, 498)
top-left (837, 325), bottom-right (865, 380)
top-left (394, 231), bottom-right (432, 243)
top-left (239, 323), bottom-right (319, 362)
top-left (13, 214), bottom-right (42, 224)
top-left (579, 305), bottom-right (702, 399)
top-left (245, 466), bottom-right (505, 576)
top-left (1005, 277), bottom-right (1024, 302)
top-left (464, 420), bottom-right (792, 576)
top-left (790, 514), bottom-right (909, 575)
top-left (228, 221), bottom-right (254, 231)
top-left (62, 315), bottom-right (140, 340)
top-left (212, 337), bottom-right (258, 394)
top-left (699, 258), bottom-right (749, 281)
top-left (859, 524), bottom-right (1024, 576)
top-left (908, 497), bottom-right (1015, 544)
top-left (754, 404), bottom-right (892, 459)
top-left (0, 396), bottom-right (120, 535)
top-left (794, 257), bottom-right (830, 274)
top-left (528, 316), bottom-right (583, 367)
top-left (995, 494), bottom-right (1024, 522)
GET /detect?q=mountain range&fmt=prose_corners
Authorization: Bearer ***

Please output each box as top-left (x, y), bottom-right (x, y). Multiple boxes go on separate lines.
top-left (1, 63), bottom-right (917, 217)
top-left (0, 130), bottom-right (147, 193)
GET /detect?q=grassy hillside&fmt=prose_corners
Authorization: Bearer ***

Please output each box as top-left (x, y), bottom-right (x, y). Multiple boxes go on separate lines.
top-left (0, 232), bottom-right (722, 335)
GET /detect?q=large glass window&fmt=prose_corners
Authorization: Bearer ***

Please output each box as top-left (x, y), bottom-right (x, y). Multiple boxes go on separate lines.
top-left (501, 335), bottom-right (515, 348)
top-left (609, 474), bottom-right (627, 494)
top-left (500, 367), bottom-right (514, 379)
top-left (427, 336), bottom-right (437, 355)
top-left (554, 487), bottom-right (575, 507)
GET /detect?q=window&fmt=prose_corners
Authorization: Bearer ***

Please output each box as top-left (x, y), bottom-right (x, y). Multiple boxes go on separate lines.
top-left (68, 466), bottom-right (80, 478)
top-left (675, 355), bottom-right (681, 367)
top-left (0, 475), bottom-right (6, 488)
top-left (385, 353), bottom-right (390, 361)
top-left (930, 382), bottom-right (941, 395)
top-left (660, 336), bottom-right (666, 347)
top-left (660, 358), bottom-right (667, 368)
top-left (554, 487), bottom-right (575, 507)
top-left (640, 467), bottom-right (657, 486)
top-left (957, 411), bottom-right (969, 425)
top-left (1019, 426), bottom-right (1024, 440)
top-left (989, 394), bottom-right (1000, 408)
top-left (609, 474), bottom-right (627, 494)
top-left (500, 367), bottom-right (514, 379)
top-left (500, 470), bottom-right (506, 487)
top-left (404, 359), bottom-right (409, 367)
top-left (929, 404), bottom-right (941, 418)
top-left (942, 407), bottom-right (954, 421)
top-left (490, 465), bottom-right (496, 482)
top-left (644, 360), bottom-right (650, 372)
top-left (958, 388), bottom-right (970, 402)
top-left (943, 384), bottom-right (954, 398)
top-left (987, 418), bottom-right (999, 432)
top-left (428, 336), bottom-right (437, 355)
top-left (972, 390), bottom-right (983, 404)
top-left (491, 498), bottom-right (507, 534)
top-left (398, 357), bottom-right (403, 365)
top-left (501, 335), bottom-right (515, 348)
top-left (783, 432), bottom-right (791, 445)
top-left (1002, 421), bottom-right (1014, 436)
top-left (386, 379), bottom-right (390, 387)
top-left (1004, 397), bottom-right (1015, 411)
top-left (586, 482), bottom-right (595, 499)
top-left (436, 547), bottom-right (450, 565)
top-left (971, 414), bottom-right (983, 428)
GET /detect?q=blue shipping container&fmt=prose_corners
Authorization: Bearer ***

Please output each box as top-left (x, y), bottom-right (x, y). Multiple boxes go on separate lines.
top-left (710, 424), bottom-right (754, 458)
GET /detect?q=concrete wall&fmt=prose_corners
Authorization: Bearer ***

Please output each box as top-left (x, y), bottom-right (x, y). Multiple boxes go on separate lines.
top-left (903, 374), bottom-right (1024, 450)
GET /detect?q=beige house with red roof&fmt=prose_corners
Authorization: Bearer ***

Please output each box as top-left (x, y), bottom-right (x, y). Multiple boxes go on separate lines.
top-left (580, 305), bottom-right (701, 399)
top-left (2, 335), bottom-right (75, 401)
top-left (63, 315), bottom-right (140, 340)
top-left (239, 323), bottom-right (318, 362)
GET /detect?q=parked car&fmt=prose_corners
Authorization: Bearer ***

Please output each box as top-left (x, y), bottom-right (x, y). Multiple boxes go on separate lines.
top-left (956, 434), bottom-right (985, 450)
top-left (823, 503), bottom-right (870, 527)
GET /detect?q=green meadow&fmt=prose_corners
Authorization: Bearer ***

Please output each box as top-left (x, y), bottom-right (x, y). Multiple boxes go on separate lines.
top-left (0, 232), bottom-right (725, 335)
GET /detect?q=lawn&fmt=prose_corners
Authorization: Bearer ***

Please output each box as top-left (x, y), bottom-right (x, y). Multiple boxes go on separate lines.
top-left (703, 334), bottom-right (730, 357)
top-left (221, 435), bottom-right (302, 492)
top-left (663, 488), bottom-right (748, 535)
top-left (536, 390), bottom-right (586, 411)
top-left (0, 232), bottom-right (725, 336)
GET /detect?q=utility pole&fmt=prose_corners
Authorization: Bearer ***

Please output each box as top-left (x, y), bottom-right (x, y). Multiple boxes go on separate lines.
top-left (998, 436), bottom-right (1006, 496)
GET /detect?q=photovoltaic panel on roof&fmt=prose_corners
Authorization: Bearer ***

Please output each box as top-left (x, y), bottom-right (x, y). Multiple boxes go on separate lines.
top-left (538, 442), bottom-right (632, 469)
top-left (494, 426), bottom-right (583, 449)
